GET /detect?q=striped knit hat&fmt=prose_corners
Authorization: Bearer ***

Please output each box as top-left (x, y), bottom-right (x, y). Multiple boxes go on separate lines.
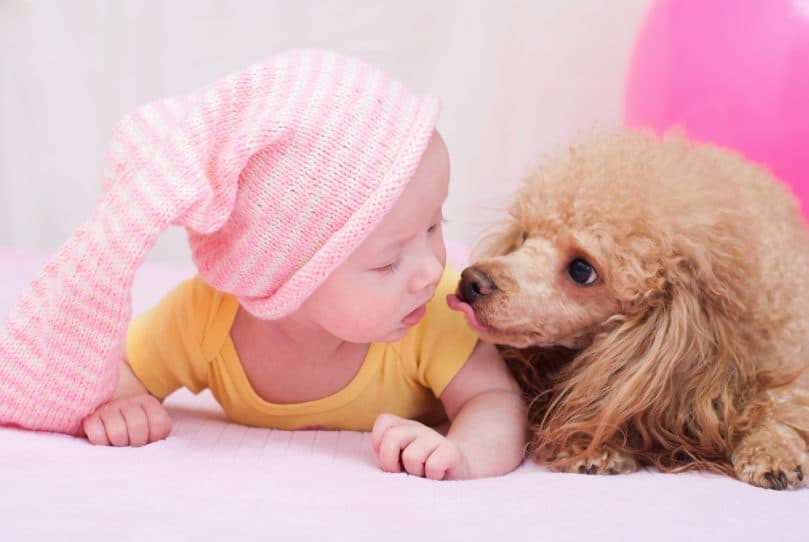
top-left (0, 50), bottom-right (440, 434)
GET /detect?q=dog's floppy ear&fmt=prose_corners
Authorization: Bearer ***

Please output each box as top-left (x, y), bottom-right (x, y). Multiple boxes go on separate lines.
top-left (536, 253), bottom-right (756, 473)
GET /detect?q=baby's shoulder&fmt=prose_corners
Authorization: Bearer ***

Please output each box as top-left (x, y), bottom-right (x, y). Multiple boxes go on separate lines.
top-left (172, 276), bottom-right (240, 351)
top-left (183, 275), bottom-right (232, 313)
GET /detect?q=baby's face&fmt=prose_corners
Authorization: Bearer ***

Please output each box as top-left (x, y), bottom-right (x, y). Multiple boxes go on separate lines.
top-left (298, 131), bottom-right (450, 343)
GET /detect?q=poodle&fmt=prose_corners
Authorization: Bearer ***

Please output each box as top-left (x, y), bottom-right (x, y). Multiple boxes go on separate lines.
top-left (448, 130), bottom-right (809, 489)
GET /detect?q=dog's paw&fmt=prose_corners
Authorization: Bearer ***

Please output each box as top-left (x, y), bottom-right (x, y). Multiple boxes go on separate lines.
top-left (732, 427), bottom-right (808, 490)
top-left (560, 446), bottom-right (638, 475)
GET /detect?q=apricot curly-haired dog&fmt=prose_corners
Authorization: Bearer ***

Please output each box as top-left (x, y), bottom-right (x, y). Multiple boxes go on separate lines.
top-left (448, 130), bottom-right (809, 489)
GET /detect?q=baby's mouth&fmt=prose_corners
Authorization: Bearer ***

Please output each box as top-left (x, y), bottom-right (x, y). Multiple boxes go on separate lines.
top-left (446, 294), bottom-right (489, 332)
top-left (401, 304), bottom-right (427, 326)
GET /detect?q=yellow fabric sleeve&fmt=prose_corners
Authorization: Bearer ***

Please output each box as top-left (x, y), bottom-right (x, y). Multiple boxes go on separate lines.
top-left (126, 276), bottom-right (237, 399)
top-left (400, 266), bottom-right (479, 397)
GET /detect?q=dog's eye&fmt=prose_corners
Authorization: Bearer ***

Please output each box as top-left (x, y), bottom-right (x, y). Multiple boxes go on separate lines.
top-left (568, 259), bottom-right (597, 286)
top-left (521, 231), bottom-right (528, 244)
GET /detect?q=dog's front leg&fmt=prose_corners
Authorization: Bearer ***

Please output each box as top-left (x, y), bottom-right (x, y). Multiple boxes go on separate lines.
top-left (731, 385), bottom-right (809, 490)
top-left (553, 439), bottom-right (639, 475)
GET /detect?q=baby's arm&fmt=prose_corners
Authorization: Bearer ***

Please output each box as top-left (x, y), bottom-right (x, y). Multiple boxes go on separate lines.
top-left (372, 341), bottom-right (526, 479)
top-left (439, 341), bottom-right (527, 477)
top-left (82, 351), bottom-right (171, 447)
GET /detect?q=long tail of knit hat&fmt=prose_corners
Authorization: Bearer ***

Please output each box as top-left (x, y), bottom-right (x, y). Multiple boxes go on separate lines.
top-left (0, 50), bottom-right (440, 434)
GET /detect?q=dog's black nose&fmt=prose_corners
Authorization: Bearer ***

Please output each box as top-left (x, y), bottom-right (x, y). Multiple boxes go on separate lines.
top-left (459, 267), bottom-right (497, 302)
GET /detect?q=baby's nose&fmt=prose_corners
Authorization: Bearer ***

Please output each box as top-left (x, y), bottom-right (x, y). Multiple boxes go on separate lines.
top-left (458, 267), bottom-right (497, 302)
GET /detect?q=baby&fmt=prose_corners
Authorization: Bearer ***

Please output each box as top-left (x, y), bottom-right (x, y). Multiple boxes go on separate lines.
top-left (0, 50), bottom-right (525, 480)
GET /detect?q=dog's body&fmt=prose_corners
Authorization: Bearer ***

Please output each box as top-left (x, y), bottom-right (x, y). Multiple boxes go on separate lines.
top-left (449, 131), bottom-right (809, 489)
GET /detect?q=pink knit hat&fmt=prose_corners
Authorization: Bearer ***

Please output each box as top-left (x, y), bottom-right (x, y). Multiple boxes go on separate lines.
top-left (0, 50), bottom-right (439, 434)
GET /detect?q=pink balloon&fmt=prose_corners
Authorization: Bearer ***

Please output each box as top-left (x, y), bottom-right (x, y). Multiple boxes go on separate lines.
top-left (625, 0), bottom-right (809, 220)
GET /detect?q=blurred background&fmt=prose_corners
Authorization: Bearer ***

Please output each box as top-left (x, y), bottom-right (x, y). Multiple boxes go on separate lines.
top-left (1, 0), bottom-right (650, 263)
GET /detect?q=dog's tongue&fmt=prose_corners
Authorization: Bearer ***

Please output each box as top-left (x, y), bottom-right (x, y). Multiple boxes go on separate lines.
top-left (446, 294), bottom-right (488, 332)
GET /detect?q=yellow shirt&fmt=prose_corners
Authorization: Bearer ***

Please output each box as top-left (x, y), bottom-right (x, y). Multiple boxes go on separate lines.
top-left (126, 266), bottom-right (478, 431)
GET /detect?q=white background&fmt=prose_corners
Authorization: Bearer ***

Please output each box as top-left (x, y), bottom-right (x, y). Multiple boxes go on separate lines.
top-left (1, 0), bottom-right (650, 263)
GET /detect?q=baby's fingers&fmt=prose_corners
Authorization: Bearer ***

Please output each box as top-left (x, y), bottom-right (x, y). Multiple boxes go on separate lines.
top-left (425, 442), bottom-right (464, 481)
top-left (141, 396), bottom-right (171, 442)
top-left (83, 414), bottom-right (110, 446)
top-left (98, 406), bottom-right (129, 446)
top-left (401, 436), bottom-right (441, 477)
top-left (371, 413), bottom-right (408, 452)
top-left (377, 425), bottom-right (419, 473)
top-left (121, 402), bottom-right (149, 447)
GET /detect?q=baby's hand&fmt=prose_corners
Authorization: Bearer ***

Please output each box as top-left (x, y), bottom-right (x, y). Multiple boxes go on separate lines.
top-left (371, 413), bottom-right (470, 480)
top-left (83, 394), bottom-right (171, 447)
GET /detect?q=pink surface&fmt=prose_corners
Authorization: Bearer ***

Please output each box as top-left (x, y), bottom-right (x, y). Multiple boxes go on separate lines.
top-left (1, 245), bottom-right (807, 540)
top-left (625, 0), bottom-right (809, 220)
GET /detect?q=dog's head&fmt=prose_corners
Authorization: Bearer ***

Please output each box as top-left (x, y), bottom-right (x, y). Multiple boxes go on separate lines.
top-left (451, 131), bottom-right (751, 349)
top-left (449, 131), bottom-right (765, 470)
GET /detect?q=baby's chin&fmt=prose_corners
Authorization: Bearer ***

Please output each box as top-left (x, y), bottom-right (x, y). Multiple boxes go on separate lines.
top-left (346, 324), bottom-right (411, 345)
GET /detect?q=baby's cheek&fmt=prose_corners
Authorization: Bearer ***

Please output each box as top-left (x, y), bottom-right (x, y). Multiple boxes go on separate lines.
top-left (327, 301), bottom-right (389, 342)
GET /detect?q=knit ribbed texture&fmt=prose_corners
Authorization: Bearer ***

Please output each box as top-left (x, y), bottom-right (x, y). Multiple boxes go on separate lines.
top-left (0, 50), bottom-right (439, 434)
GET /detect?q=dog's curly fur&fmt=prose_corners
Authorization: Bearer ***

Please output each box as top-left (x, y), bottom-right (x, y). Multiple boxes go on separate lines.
top-left (459, 130), bottom-right (809, 489)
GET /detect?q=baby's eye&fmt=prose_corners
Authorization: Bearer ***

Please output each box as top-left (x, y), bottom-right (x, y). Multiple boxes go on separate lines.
top-left (373, 261), bottom-right (400, 274)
